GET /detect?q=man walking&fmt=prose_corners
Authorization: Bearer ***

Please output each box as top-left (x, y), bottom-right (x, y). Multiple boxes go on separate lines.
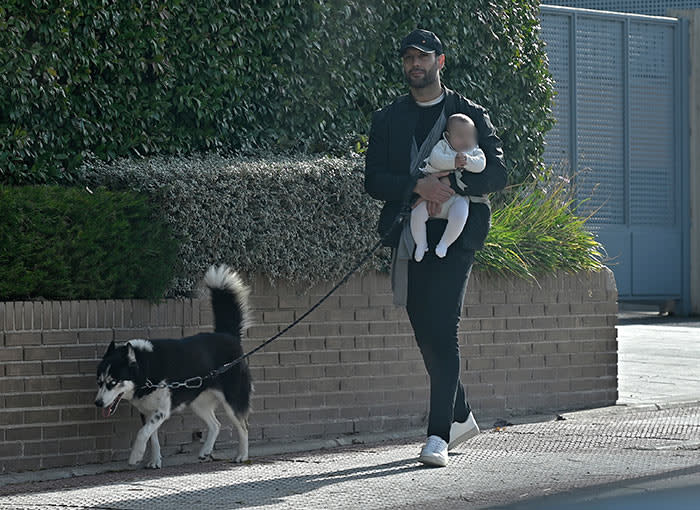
top-left (364, 29), bottom-right (507, 467)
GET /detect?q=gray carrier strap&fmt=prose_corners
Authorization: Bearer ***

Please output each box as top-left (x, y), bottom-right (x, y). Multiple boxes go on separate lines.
top-left (468, 194), bottom-right (490, 205)
top-left (453, 171), bottom-right (490, 206)
top-left (392, 96), bottom-right (452, 307)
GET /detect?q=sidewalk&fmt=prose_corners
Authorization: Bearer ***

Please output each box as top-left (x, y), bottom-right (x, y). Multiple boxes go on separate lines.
top-left (1, 313), bottom-right (699, 509)
top-left (617, 311), bottom-right (700, 405)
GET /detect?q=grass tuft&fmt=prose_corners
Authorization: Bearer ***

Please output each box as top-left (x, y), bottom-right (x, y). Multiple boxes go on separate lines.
top-left (477, 174), bottom-right (604, 281)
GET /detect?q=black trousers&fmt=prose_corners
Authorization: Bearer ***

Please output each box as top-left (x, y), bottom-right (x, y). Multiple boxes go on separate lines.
top-left (406, 232), bottom-right (474, 443)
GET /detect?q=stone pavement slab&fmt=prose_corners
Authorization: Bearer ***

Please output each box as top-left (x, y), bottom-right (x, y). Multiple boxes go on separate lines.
top-left (1, 403), bottom-right (698, 510)
top-left (617, 318), bottom-right (700, 405)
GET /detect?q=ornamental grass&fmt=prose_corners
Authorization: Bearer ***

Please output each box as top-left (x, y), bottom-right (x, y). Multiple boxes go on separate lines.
top-left (477, 174), bottom-right (604, 280)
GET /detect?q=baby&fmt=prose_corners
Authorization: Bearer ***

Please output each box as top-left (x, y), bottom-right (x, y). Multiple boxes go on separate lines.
top-left (411, 113), bottom-right (486, 261)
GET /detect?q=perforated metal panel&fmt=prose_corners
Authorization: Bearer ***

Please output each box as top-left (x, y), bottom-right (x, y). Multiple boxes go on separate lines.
top-left (542, 0), bottom-right (700, 16)
top-left (539, 6), bottom-right (689, 306)
top-left (575, 17), bottom-right (626, 225)
top-left (629, 22), bottom-right (676, 226)
top-left (540, 14), bottom-right (571, 173)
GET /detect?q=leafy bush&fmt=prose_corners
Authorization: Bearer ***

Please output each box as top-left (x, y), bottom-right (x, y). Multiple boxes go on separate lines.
top-left (1, 0), bottom-right (552, 186)
top-left (0, 186), bottom-right (178, 300)
top-left (78, 153), bottom-right (385, 296)
top-left (78, 154), bottom-right (601, 298)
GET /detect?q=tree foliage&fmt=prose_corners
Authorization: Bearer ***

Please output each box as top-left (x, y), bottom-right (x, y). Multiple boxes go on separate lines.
top-left (1, 0), bottom-right (553, 185)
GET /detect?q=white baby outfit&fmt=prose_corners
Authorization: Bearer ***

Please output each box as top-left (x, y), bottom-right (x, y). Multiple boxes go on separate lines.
top-left (411, 135), bottom-right (486, 261)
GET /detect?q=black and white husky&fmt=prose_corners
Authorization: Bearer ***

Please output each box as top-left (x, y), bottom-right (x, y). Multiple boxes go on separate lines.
top-left (94, 265), bottom-right (252, 468)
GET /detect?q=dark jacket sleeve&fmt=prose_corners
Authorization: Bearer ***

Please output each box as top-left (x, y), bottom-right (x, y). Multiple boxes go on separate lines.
top-left (449, 104), bottom-right (507, 196)
top-left (364, 107), bottom-right (414, 202)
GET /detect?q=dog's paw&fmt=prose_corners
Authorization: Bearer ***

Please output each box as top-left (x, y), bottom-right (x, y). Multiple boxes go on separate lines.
top-left (198, 453), bottom-right (214, 462)
top-left (128, 450), bottom-right (144, 466)
top-left (232, 453), bottom-right (249, 463)
top-left (146, 457), bottom-right (162, 469)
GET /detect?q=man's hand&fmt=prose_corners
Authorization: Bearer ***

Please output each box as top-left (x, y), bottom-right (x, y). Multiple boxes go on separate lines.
top-left (426, 201), bottom-right (443, 217)
top-left (412, 197), bottom-right (425, 209)
top-left (414, 172), bottom-right (454, 203)
top-left (413, 197), bottom-right (441, 217)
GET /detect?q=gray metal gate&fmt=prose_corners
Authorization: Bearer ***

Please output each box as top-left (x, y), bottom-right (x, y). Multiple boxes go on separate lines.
top-left (539, 5), bottom-right (690, 312)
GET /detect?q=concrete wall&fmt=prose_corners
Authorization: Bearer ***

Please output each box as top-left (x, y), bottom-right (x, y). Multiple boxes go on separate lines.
top-left (0, 269), bottom-right (618, 474)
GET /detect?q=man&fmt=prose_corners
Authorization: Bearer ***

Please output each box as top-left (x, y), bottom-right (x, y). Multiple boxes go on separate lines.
top-left (364, 29), bottom-right (507, 467)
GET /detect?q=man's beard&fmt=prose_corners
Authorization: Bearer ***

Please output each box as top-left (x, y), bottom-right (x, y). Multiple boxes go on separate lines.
top-left (404, 60), bottom-right (440, 89)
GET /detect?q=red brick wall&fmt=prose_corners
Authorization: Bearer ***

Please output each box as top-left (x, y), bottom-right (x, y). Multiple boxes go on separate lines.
top-left (0, 269), bottom-right (618, 473)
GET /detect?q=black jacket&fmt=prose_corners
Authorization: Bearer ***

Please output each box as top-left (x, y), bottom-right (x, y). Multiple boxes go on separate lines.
top-left (364, 87), bottom-right (507, 250)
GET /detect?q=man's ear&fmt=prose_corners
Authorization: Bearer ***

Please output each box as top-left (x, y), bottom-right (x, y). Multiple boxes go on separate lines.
top-left (438, 53), bottom-right (446, 70)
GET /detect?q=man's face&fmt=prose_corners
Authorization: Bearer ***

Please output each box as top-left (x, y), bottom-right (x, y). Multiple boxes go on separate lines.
top-left (402, 47), bottom-right (443, 89)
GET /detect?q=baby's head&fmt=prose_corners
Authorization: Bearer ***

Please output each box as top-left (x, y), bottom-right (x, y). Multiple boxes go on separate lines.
top-left (445, 113), bottom-right (478, 152)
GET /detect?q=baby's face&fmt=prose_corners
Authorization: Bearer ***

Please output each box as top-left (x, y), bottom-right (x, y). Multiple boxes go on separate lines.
top-left (447, 122), bottom-right (477, 152)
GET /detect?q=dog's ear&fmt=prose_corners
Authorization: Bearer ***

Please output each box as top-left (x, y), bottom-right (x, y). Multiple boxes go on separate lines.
top-left (127, 342), bottom-right (138, 367)
top-left (105, 340), bottom-right (116, 356)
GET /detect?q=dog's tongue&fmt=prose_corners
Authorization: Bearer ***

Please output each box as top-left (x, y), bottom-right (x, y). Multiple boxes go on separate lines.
top-left (103, 394), bottom-right (123, 418)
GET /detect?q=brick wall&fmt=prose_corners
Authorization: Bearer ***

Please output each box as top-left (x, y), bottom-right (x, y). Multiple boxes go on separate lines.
top-left (0, 268), bottom-right (618, 474)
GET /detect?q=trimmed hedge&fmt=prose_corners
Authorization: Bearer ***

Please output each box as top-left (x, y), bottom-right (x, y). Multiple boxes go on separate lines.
top-left (78, 154), bottom-right (602, 298)
top-left (0, 186), bottom-right (177, 300)
top-left (78, 153), bottom-right (386, 297)
top-left (1, 0), bottom-right (553, 186)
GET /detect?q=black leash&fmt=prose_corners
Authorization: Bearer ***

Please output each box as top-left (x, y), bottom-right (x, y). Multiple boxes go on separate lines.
top-left (143, 93), bottom-right (462, 390)
top-left (142, 208), bottom-right (411, 391)
top-left (143, 124), bottom-right (438, 391)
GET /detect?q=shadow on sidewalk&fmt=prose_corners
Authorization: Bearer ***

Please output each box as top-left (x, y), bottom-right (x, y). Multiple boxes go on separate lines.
top-left (1, 456), bottom-right (428, 507)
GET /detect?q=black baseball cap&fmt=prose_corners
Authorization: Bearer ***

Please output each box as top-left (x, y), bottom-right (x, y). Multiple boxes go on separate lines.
top-left (399, 29), bottom-right (444, 56)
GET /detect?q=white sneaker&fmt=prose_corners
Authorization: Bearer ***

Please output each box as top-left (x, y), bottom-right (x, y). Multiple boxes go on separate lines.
top-left (418, 435), bottom-right (448, 467)
top-left (448, 411), bottom-right (480, 450)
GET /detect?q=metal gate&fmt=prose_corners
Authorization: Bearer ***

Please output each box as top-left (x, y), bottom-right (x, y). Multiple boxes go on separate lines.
top-left (539, 5), bottom-right (690, 312)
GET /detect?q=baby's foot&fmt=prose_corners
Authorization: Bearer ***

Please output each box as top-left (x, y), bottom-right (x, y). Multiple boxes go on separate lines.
top-left (435, 242), bottom-right (448, 258)
top-left (414, 244), bottom-right (428, 262)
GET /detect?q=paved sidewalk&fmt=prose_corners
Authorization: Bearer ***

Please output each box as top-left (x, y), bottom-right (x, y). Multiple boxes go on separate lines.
top-left (1, 403), bottom-right (699, 509)
top-left (1, 313), bottom-right (699, 509)
top-left (617, 314), bottom-right (700, 405)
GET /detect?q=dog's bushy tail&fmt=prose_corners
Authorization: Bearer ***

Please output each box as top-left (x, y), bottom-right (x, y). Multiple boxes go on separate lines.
top-left (204, 265), bottom-right (251, 337)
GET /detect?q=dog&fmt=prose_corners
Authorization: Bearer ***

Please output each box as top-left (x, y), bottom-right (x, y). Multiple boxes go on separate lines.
top-left (94, 265), bottom-right (252, 468)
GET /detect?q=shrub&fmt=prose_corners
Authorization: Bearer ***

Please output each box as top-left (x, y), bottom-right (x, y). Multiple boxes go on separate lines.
top-left (0, 185), bottom-right (178, 300)
top-left (78, 154), bottom-right (601, 298)
top-left (478, 175), bottom-right (604, 280)
top-left (78, 153), bottom-right (386, 296)
top-left (1, 0), bottom-right (552, 186)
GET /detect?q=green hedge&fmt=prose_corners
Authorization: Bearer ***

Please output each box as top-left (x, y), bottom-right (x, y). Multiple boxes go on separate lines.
top-left (1, 0), bottom-right (553, 186)
top-left (78, 154), bottom-right (385, 297)
top-left (0, 186), bottom-right (177, 300)
top-left (78, 154), bottom-right (602, 298)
